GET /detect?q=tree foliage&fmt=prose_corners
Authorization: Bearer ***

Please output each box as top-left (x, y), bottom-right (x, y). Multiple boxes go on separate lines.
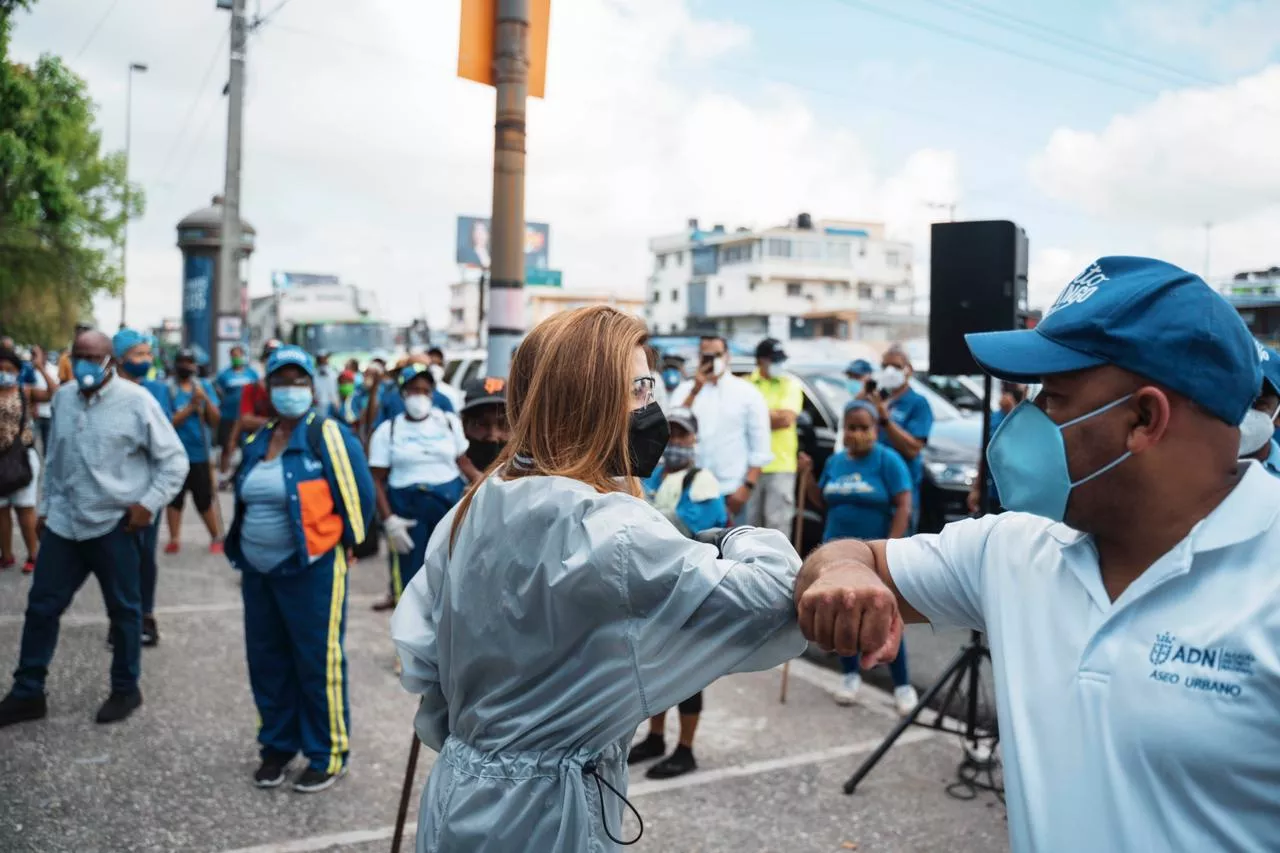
top-left (0, 0), bottom-right (143, 345)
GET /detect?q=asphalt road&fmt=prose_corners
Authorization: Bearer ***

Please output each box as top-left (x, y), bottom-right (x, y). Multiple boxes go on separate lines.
top-left (0, 496), bottom-right (1007, 852)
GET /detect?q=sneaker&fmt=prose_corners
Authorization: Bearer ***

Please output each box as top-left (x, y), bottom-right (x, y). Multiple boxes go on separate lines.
top-left (0, 692), bottom-right (47, 728)
top-left (141, 615), bottom-right (159, 648)
top-left (370, 595), bottom-right (396, 612)
top-left (254, 756), bottom-right (291, 788)
top-left (293, 765), bottom-right (347, 793)
top-left (95, 689), bottom-right (142, 724)
top-left (163, 542), bottom-right (180, 555)
top-left (833, 672), bottom-right (862, 706)
top-left (893, 684), bottom-right (920, 716)
top-left (645, 745), bottom-right (697, 779)
top-left (626, 733), bottom-right (666, 765)
top-left (21, 559), bottom-right (34, 574)
top-left (208, 541), bottom-right (224, 555)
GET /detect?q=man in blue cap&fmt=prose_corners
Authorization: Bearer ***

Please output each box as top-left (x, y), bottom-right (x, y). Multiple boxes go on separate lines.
top-left (844, 358), bottom-right (874, 396)
top-left (794, 257), bottom-right (1279, 851)
top-left (1238, 341), bottom-right (1280, 476)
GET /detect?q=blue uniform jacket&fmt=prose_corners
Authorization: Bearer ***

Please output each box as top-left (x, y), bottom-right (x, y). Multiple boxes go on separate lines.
top-left (225, 410), bottom-right (375, 576)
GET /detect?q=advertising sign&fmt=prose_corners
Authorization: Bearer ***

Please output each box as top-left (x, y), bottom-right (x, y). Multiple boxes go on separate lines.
top-left (526, 269), bottom-right (562, 287)
top-left (182, 254), bottom-right (214, 362)
top-left (456, 216), bottom-right (550, 271)
top-left (272, 271), bottom-right (341, 291)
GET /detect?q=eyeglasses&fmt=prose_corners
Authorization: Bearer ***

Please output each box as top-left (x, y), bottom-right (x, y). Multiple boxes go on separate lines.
top-left (632, 376), bottom-right (656, 406)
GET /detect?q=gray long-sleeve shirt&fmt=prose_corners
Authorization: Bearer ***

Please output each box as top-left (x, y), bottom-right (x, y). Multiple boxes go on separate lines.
top-left (39, 378), bottom-right (189, 541)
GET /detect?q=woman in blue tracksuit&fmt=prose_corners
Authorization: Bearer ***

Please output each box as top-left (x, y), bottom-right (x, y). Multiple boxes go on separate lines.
top-left (224, 346), bottom-right (375, 794)
top-left (368, 364), bottom-right (479, 605)
top-left (800, 400), bottom-right (919, 716)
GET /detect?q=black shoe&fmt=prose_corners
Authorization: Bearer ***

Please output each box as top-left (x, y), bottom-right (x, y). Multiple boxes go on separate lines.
top-left (371, 595), bottom-right (396, 612)
top-left (0, 692), bottom-right (47, 728)
top-left (141, 616), bottom-right (159, 648)
top-left (293, 765), bottom-right (347, 793)
top-left (95, 689), bottom-right (142, 724)
top-left (254, 755), bottom-right (291, 788)
top-left (645, 745), bottom-right (697, 779)
top-left (627, 733), bottom-right (666, 765)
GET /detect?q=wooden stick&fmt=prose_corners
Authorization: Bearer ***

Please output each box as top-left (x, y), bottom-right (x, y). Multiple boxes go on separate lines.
top-left (390, 733), bottom-right (422, 853)
top-left (781, 467), bottom-right (810, 704)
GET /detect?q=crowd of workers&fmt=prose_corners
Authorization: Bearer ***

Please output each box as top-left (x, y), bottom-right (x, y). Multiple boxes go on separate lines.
top-left (0, 254), bottom-right (1278, 851)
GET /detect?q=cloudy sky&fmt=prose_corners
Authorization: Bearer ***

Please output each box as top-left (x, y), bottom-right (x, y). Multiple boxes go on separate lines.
top-left (9, 0), bottom-right (1280, 332)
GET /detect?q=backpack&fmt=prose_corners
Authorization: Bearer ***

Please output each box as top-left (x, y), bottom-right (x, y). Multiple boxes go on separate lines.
top-left (0, 394), bottom-right (33, 497)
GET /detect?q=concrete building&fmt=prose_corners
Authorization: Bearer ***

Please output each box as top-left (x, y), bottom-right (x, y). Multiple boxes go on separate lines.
top-left (645, 214), bottom-right (923, 343)
top-left (447, 277), bottom-right (645, 347)
top-left (1220, 266), bottom-right (1280, 348)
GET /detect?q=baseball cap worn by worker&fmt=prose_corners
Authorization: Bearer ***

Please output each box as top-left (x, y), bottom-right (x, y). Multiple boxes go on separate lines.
top-left (755, 338), bottom-right (787, 363)
top-left (1255, 342), bottom-right (1280, 397)
top-left (111, 328), bottom-right (147, 358)
top-left (461, 376), bottom-right (507, 412)
top-left (265, 345), bottom-right (315, 378)
top-left (965, 256), bottom-right (1261, 425)
top-left (666, 407), bottom-right (698, 435)
top-left (846, 358), bottom-right (874, 377)
top-left (398, 363), bottom-right (433, 387)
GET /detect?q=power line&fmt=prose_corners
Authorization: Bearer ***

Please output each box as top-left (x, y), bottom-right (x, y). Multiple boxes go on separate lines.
top-left (921, 0), bottom-right (1219, 88)
top-left (74, 0), bottom-right (124, 60)
top-left (825, 0), bottom-right (1167, 97)
top-left (154, 31), bottom-right (230, 185)
top-left (254, 0), bottom-right (296, 30)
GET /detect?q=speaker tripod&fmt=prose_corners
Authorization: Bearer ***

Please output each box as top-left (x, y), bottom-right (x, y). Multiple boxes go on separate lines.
top-left (842, 630), bottom-right (999, 796)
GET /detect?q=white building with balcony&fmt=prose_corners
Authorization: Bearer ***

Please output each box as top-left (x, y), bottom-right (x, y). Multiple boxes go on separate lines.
top-left (644, 214), bottom-right (923, 343)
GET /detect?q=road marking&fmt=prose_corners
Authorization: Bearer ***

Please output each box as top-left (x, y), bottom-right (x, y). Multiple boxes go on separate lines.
top-left (214, 728), bottom-right (936, 853)
top-left (0, 594), bottom-right (384, 627)
top-left (782, 656), bottom-right (964, 731)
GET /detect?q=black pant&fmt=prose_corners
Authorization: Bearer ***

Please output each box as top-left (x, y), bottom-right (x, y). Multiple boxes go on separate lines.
top-left (676, 691), bottom-right (702, 715)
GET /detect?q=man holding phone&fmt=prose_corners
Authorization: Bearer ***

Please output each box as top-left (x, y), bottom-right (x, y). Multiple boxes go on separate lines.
top-left (672, 336), bottom-right (773, 521)
top-left (859, 346), bottom-right (933, 529)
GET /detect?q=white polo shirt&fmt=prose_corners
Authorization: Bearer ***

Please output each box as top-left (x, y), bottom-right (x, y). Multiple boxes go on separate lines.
top-left (888, 461), bottom-right (1280, 853)
top-left (368, 411), bottom-right (467, 489)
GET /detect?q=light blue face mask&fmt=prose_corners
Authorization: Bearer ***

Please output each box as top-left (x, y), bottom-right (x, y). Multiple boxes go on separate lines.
top-left (986, 393), bottom-right (1134, 522)
top-left (270, 386), bottom-right (313, 419)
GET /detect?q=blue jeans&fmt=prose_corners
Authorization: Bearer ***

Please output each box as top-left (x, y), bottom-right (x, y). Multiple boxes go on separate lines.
top-left (840, 634), bottom-right (910, 688)
top-left (137, 519), bottom-right (161, 616)
top-left (12, 523), bottom-right (142, 698)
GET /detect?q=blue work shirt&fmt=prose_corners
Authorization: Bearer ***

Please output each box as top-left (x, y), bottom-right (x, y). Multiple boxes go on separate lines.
top-left (140, 379), bottom-right (173, 417)
top-left (225, 410), bottom-right (375, 576)
top-left (168, 379), bottom-right (219, 463)
top-left (214, 365), bottom-right (260, 424)
top-left (374, 384), bottom-right (455, 429)
top-left (879, 387), bottom-right (933, 491)
top-left (819, 443), bottom-right (912, 542)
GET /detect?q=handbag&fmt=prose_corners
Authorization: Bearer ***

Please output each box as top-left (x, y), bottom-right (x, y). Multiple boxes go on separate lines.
top-left (0, 395), bottom-right (33, 497)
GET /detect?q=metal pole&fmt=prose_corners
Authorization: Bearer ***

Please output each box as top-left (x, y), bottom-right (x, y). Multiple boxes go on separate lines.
top-left (485, 0), bottom-right (530, 379)
top-left (121, 63), bottom-right (146, 328)
top-left (218, 0), bottom-right (248, 374)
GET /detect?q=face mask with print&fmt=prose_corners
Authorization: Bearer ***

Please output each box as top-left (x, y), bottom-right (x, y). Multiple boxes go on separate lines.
top-left (662, 444), bottom-right (696, 471)
top-left (270, 387), bottom-right (313, 419)
top-left (878, 366), bottom-right (906, 393)
top-left (0, 373), bottom-right (17, 389)
top-left (847, 433), bottom-right (876, 455)
top-left (403, 393), bottom-right (433, 420)
top-left (1238, 406), bottom-right (1279, 457)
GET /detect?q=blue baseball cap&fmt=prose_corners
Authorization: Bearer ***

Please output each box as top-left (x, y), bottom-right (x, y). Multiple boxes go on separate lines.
top-left (112, 328), bottom-right (148, 358)
top-left (846, 359), bottom-right (874, 377)
top-left (266, 345), bottom-right (315, 378)
top-left (1256, 342), bottom-right (1280, 397)
top-left (965, 256), bottom-right (1260, 425)
top-left (398, 363), bottom-right (434, 387)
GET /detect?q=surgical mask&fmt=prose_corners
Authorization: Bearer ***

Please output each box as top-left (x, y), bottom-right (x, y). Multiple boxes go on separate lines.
top-left (662, 444), bottom-right (696, 471)
top-left (175, 366), bottom-right (195, 380)
top-left (1238, 406), bottom-right (1279, 457)
top-left (662, 367), bottom-right (682, 392)
top-left (338, 382), bottom-right (354, 398)
top-left (270, 387), bottom-right (313, 419)
top-left (467, 439), bottom-right (505, 471)
top-left (846, 379), bottom-right (865, 396)
top-left (987, 394), bottom-right (1134, 522)
top-left (621, 402), bottom-right (670, 478)
top-left (121, 359), bottom-right (152, 378)
top-left (878, 366), bottom-right (906, 393)
top-left (403, 393), bottom-right (433, 420)
top-left (231, 356), bottom-right (246, 369)
top-left (0, 373), bottom-right (17, 389)
top-left (73, 357), bottom-right (111, 390)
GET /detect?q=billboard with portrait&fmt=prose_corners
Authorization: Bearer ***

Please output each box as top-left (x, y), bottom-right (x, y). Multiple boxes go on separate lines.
top-left (457, 216), bottom-right (550, 271)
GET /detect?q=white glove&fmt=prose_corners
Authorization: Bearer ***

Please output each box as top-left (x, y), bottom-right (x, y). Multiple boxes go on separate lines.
top-left (383, 514), bottom-right (417, 555)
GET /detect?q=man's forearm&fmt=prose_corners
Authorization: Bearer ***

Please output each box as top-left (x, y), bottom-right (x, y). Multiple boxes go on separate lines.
top-left (883, 420), bottom-right (922, 460)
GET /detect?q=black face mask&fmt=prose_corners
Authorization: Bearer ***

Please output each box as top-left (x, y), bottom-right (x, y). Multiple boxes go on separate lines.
top-left (175, 366), bottom-right (195, 380)
top-left (467, 439), bottom-right (505, 472)
top-left (624, 402), bottom-right (670, 478)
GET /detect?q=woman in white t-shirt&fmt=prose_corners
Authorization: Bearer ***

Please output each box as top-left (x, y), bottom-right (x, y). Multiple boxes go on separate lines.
top-left (368, 364), bottom-right (481, 604)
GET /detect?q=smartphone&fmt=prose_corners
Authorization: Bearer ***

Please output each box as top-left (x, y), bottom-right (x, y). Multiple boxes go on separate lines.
top-left (864, 379), bottom-right (877, 394)
top-left (700, 354), bottom-right (716, 370)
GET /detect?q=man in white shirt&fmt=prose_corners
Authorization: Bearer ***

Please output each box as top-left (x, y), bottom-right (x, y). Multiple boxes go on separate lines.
top-left (793, 257), bottom-right (1279, 852)
top-left (671, 336), bottom-right (772, 521)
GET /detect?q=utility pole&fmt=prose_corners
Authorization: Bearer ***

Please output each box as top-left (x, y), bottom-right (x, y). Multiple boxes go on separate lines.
top-left (217, 0), bottom-right (248, 373)
top-left (485, 0), bottom-right (530, 379)
top-left (121, 62), bottom-right (148, 329)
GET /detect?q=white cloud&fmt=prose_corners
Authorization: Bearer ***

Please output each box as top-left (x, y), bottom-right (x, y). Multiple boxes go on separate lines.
top-left (1129, 0), bottom-right (1280, 73)
top-left (12, 0), bottom-right (957, 334)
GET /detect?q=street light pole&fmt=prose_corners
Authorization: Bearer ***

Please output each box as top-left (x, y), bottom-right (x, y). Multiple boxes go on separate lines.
top-left (121, 61), bottom-right (148, 329)
top-left (217, 0), bottom-right (248, 374)
top-left (485, 0), bottom-right (530, 380)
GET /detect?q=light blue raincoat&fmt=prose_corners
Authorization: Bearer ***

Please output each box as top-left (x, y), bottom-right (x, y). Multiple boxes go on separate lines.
top-left (391, 475), bottom-right (805, 852)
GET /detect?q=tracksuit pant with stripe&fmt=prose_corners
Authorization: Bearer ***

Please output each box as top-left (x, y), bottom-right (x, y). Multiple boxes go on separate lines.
top-left (386, 478), bottom-right (464, 603)
top-left (242, 549), bottom-right (350, 774)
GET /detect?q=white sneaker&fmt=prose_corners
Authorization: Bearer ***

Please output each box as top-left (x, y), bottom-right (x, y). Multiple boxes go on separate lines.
top-left (893, 685), bottom-right (919, 716)
top-left (833, 673), bottom-right (861, 706)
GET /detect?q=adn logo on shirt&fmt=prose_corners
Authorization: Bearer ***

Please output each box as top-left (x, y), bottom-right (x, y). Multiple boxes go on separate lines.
top-left (1147, 632), bottom-right (1256, 699)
